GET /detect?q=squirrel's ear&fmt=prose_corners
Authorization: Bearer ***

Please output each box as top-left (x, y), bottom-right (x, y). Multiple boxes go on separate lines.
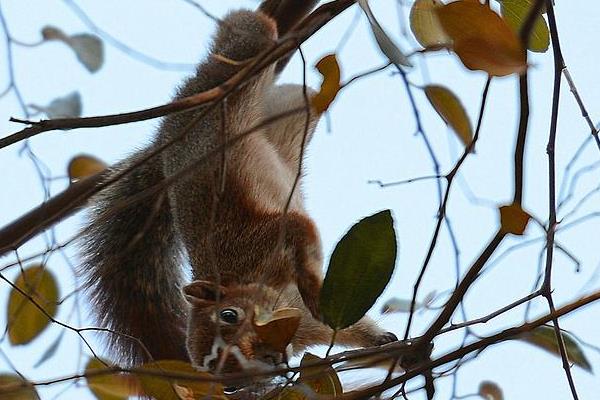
top-left (183, 280), bottom-right (227, 306)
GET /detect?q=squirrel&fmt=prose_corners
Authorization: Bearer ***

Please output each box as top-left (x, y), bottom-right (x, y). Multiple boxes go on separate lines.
top-left (79, 1), bottom-right (397, 375)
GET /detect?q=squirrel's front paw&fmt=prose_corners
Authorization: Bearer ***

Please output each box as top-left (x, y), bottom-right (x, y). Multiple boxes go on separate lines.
top-left (375, 331), bottom-right (398, 345)
top-left (299, 288), bottom-right (321, 321)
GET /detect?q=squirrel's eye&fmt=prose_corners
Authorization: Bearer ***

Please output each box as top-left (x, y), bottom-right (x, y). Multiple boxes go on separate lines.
top-left (219, 308), bottom-right (239, 324)
top-left (223, 386), bottom-right (238, 395)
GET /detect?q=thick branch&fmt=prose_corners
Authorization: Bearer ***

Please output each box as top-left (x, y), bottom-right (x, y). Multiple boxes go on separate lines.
top-left (0, 174), bottom-right (104, 254)
top-left (0, 0), bottom-right (357, 255)
top-left (344, 290), bottom-right (600, 399)
top-left (0, 107), bottom-right (303, 255)
top-left (0, 0), bottom-right (354, 151)
top-left (3, 291), bottom-right (598, 395)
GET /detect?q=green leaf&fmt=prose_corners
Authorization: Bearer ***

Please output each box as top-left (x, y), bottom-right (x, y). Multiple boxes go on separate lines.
top-left (7, 265), bottom-right (59, 345)
top-left (358, 0), bottom-right (412, 67)
top-left (320, 210), bottom-right (397, 330)
top-left (518, 326), bottom-right (592, 372)
top-left (29, 92), bottom-right (82, 119)
top-left (409, 0), bottom-right (450, 49)
top-left (41, 26), bottom-right (104, 72)
top-left (137, 360), bottom-right (225, 400)
top-left (86, 358), bottom-right (138, 400)
top-left (501, 0), bottom-right (550, 53)
top-left (424, 85), bottom-right (473, 148)
top-left (0, 375), bottom-right (39, 400)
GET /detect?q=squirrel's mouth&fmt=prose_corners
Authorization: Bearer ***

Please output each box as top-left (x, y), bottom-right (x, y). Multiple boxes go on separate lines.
top-left (238, 335), bottom-right (286, 367)
top-left (255, 350), bottom-right (284, 366)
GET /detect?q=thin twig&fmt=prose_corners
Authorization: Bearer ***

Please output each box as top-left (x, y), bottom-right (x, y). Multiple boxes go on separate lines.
top-left (540, 1), bottom-right (580, 397)
top-left (404, 77), bottom-right (492, 340)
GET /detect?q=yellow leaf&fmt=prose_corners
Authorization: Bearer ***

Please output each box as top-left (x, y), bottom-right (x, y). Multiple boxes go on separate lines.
top-left (298, 353), bottom-right (343, 396)
top-left (409, 0), bottom-right (451, 49)
top-left (502, 0), bottom-right (549, 53)
top-left (137, 360), bottom-right (224, 400)
top-left (312, 54), bottom-right (341, 114)
top-left (424, 85), bottom-right (473, 148)
top-left (85, 358), bottom-right (140, 400)
top-left (436, 1), bottom-right (526, 76)
top-left (173, 384), bottom-right (196, 400)
top-left (7, 265), bottom-right (58, 345)
top-left (0, 375), bottom-right (39, 400)
top-left (253, 307), bottom-right (302, 353)
top-left (499, 204), bottom-right (530, 235)
top-left (263, 387), bottom-right (305, 400)
top-left (262, 354), bottom-right (343, 400)
top-left (68, 154), bottom-right (107, 182)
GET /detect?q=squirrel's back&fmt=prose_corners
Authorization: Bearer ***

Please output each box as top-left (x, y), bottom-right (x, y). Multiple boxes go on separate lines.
top-left (79, 8), bottom-right (293, 365)
top-left (79, 4), bottom-right (395, 371)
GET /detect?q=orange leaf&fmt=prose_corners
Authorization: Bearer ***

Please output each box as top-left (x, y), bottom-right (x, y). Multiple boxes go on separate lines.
top-left (424, 85), bottom-right (473, 148)
top-left (86, 358), bottom-right (141, 400)
top-left (253, 307), bottom-right (302, 353)
top-left (137, 360), bottom-right (224, 400)
top-left (68, 154), bottom-right (107, 182)
top-left (499, 203), bottom-right (530, 235)
top-left (478, 381), bottom-right (504, 400)
top-left (436, 1), bottom-right (526, 76)
top-left (312, 54), bottom-right (341, 114)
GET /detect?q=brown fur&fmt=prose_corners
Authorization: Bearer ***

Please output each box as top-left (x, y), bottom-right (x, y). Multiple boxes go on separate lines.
top-left (79, 6), bottom-right (395, 373)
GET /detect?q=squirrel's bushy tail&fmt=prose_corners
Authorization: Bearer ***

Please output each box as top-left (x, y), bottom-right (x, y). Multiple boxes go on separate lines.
top-left (79, 152), bottom-right (188, 365)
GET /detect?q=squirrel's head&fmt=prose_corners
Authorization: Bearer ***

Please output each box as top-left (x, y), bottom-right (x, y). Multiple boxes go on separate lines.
top-left (183, 280), bottom-right (298, 374)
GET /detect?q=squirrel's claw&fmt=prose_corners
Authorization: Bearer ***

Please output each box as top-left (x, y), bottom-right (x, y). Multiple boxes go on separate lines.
top-left (375, 331), bottom-right (399, 346)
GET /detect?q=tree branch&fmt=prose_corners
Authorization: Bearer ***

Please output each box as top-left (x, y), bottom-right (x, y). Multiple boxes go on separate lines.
top-left (0, 0), bottom-right (355, 151)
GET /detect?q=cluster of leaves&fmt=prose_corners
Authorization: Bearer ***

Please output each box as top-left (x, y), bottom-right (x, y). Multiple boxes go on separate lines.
top-left (25, 25), bottom-right (104, 119)
top-left (1, 210), bottom-right (394, 399)
top-left (412, 0), bottom-right (547, 146)
top-left (3, 209), bottom-right (591, 399)
top-left (312, 0), bottom-right (551, 156)
top-left (0, 22), bottom-right (108, 392)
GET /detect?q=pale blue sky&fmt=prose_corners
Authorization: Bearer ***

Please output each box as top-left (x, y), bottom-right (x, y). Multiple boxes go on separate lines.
top-left (1, 1), bottom-right (599, 399)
